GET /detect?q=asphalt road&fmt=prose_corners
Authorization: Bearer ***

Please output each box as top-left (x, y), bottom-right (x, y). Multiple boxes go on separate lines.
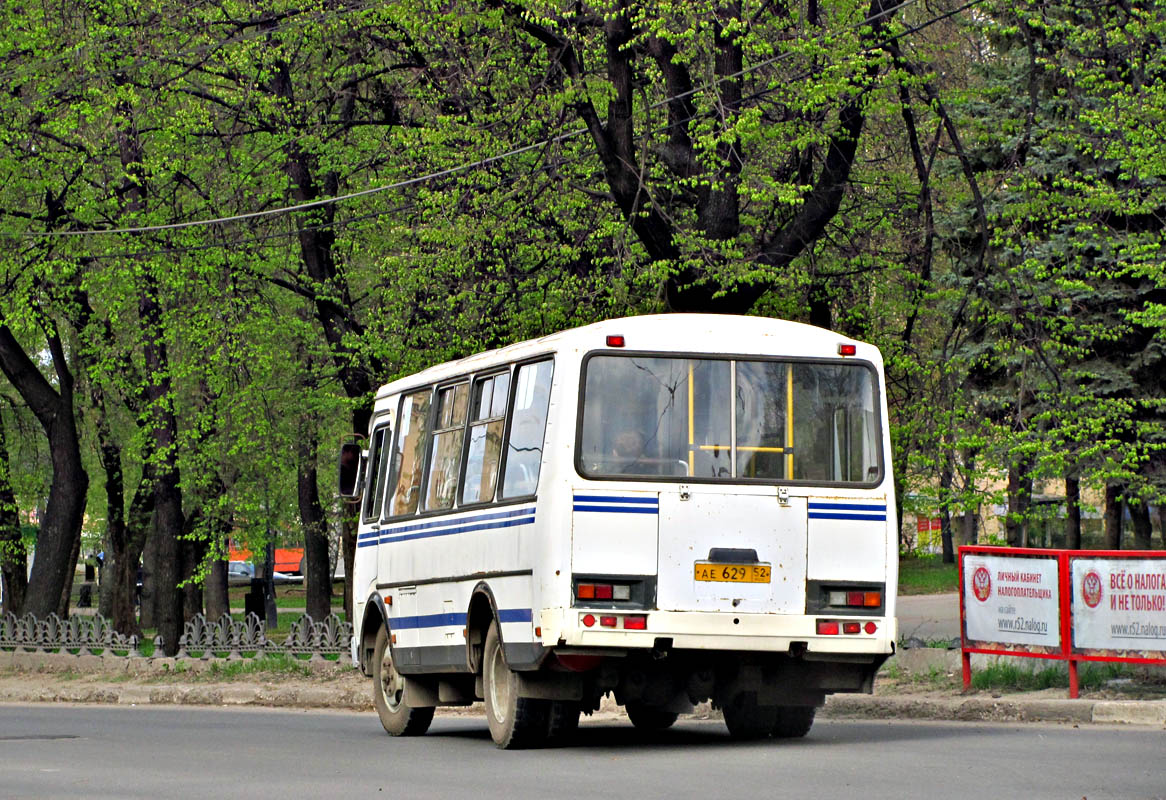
top-left (2, 705), bottom-right (1162, 799)
top-left (897, 591), bottom-right (961, 641)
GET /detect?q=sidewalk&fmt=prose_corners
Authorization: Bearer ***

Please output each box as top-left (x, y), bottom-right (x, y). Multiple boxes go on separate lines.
top-left (2, 650), bottom-right (1163, 727)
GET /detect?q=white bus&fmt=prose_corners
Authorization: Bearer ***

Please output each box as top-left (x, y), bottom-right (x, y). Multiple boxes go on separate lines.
top-left (339, 314), bottom-right (897, 748)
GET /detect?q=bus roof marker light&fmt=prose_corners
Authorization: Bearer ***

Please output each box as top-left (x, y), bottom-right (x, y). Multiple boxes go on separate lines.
top-left (838, 343), bottom-right (857, 356)
top-left (606, 335), bottom-right (625, 347)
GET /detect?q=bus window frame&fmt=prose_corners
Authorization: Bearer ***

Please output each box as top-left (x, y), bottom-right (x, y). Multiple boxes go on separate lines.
top-left (573, 349), bottom-right (885, 490)
top-left (455, 368), bottom-right (513, 510)
top-left (361, 423), bottom-right (393, 524)
top-left (497, 356), bottom-right (555, 501)
top-left (421, 380), bottom-right (471, 512)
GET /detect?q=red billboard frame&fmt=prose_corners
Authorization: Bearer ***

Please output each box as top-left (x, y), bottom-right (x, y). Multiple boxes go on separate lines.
top-left (959, 545), bottom-right (1166, 698)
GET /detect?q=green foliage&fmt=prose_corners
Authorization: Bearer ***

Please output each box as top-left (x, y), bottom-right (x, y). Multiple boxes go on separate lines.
top-left (898, 554), bottom-right (959, 595)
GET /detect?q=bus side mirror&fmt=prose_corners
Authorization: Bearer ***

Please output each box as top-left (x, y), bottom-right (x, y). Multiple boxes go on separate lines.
top-left (338, 442), bottom-right (365, 500)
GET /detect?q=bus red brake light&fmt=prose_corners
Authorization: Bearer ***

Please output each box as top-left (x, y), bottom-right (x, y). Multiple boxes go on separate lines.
top-left (623, 615), bottom-right (647, 630)
top-left (594, 584), bottom-right (614, 600)
top-left (817, 620), bottom-right (840, 635)
top-left (838, 343), bottom-right (857, 356)
top-left (843, 621), bottom-right (861, 634)
top-left (600, 616), bottom-right (617, 627)
top-left (606, 335), bottom-right (625, 347)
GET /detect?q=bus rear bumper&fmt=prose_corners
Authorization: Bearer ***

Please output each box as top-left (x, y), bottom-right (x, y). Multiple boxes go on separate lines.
top-left (543, 609), bottom-right (898, 656)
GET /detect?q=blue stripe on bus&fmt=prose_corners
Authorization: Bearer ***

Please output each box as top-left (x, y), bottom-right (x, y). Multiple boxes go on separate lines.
top-left (573, 495), bottom-right (659, 505)
top-left (808, 503), bottom-right (886, 511)
top-left (808, 502), bottom-right (887, 521)
top-left (390, 608), bottom-right (532, 630)
top-left (573, 504), bottom-right (660, 514)
top-left (357, 507), bottom-right (536, 547)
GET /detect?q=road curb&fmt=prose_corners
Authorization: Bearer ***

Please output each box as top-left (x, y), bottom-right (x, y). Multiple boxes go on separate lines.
top-left (3, 678), bottom-right (1164, 727)
top-left (823, 694), bottom-right (1166, 726)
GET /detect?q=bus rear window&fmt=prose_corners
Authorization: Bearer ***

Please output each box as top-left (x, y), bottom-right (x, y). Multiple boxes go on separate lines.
top-left (578, 355), bottom-right (881, 484)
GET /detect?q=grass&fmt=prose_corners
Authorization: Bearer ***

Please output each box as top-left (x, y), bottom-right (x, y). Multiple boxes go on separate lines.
top-left (969, 661), bottom-right (1137, 692)
top-left (898, 554), bottom-right (959, 595)
top-left (226, 585), bottom-right (345, 610)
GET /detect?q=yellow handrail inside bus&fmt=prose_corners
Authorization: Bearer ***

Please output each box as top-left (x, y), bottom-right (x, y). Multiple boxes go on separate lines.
top-left (785, 366), bottom-right (794, 478)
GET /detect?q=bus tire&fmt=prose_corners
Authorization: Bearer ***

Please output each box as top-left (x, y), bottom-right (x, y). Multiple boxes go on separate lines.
top-left (722, 693), bottom-right (778, 740)
top-left (372, 625), bottom-right (433, 736)
top-left (483, 621), bottom-right (548, 749)
top-left (772, 705), bottom-right (815, 738)
top-left (546, 700), bottom-right (581, 743)
top-left (625, 701), bottom-right (679, 731)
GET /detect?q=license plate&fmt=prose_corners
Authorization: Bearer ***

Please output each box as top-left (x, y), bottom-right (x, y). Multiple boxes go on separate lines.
top-left (694, 563), bottom-right (771, 583)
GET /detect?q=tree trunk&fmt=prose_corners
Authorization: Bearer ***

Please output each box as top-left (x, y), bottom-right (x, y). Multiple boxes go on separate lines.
top-left (108, 471), bottom-right (154, 637)
top-left (182, 533), bottom-right (207, 622)
top-left (1005, 461), bottom-right (1032, 547)
top-left (939, 450), bottom-right (955, 563)
top-left (0, 325), bottom-right (88, 620)
top-left (962, 504), bottom-right (979, 547)
top-left (960, 448), bottom-right (979, 547)
top-left (298, 425), bottom-right (332, 621)
top-left (139, 517), bottom-right (159, 630)
top-left (0, 414), bottom-right (28, 616)
top-left (1064, 473), bottom-right (1081, 550)
top-left (1103, 483), bottom-right (1124, 550)
top-left (205, 555), bottom-right (229, 621)
top-left (56, 529), bottom-right (81, 618)
top-left (1129, 501), bottom-right (1152, 550)
top-left (1159, 504), bottom-right (1166, 550)
top-left (341, 515), bottom-right (357, 621)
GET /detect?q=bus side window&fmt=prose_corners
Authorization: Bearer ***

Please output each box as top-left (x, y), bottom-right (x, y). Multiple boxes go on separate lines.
top-left (461, 372), bottom-right (509, 505)
top-left (362, 425), bottom-right (391, 522)
top-left (387, 388), bottom-right (433, 517)
top-left (423, 382), bottom-right (469, 511)
top-left (500, 360), bottom-right (554, 499)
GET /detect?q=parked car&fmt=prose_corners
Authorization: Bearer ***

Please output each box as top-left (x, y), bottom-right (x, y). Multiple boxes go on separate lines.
top-left (227, 561), bottom-right (299, 586)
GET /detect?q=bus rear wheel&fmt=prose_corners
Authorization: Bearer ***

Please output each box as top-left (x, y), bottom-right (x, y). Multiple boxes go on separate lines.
top-left (625, 701), bottom-right (679, 731)
top-left (722, 693), bottom-right (778, 740)
top-left (483, 621), bottom-right (549, 749)
top-left (546, 700), bottom-right (581, 743)
top-left (772, 705), bottom-right (816, 738)
top-left (372, 625), bottom-right (434, 736)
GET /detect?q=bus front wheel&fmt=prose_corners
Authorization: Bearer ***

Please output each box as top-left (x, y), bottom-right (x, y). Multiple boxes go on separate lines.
top-left (372, 625), bottom-right (434, 736)
top-left (483, 621), bottom-right (549, 749)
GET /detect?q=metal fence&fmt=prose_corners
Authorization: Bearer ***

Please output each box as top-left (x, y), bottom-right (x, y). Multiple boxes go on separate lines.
top-left (0, 611), bottom-right (353, 661)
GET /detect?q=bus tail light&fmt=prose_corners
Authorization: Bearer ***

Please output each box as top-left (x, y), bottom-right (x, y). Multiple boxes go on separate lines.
top-left (826, 588), bottom-right (882, 610)
top-left (600, 616), bottom-right (617, 628)
top-left (838, 343), bottom-right (857, 356)
top-left (817, 620), bottom-right (840, 635)
top-left (865, 621), bottom-right (878, 634)
top-left (573, 577), bottom-right (639, 605)
top-left (606, 335), bottom-right (626, 347)
top-left (843, 621), bottom-right (861, 634)
top-left (623, 615), bottom-right (647, 630)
